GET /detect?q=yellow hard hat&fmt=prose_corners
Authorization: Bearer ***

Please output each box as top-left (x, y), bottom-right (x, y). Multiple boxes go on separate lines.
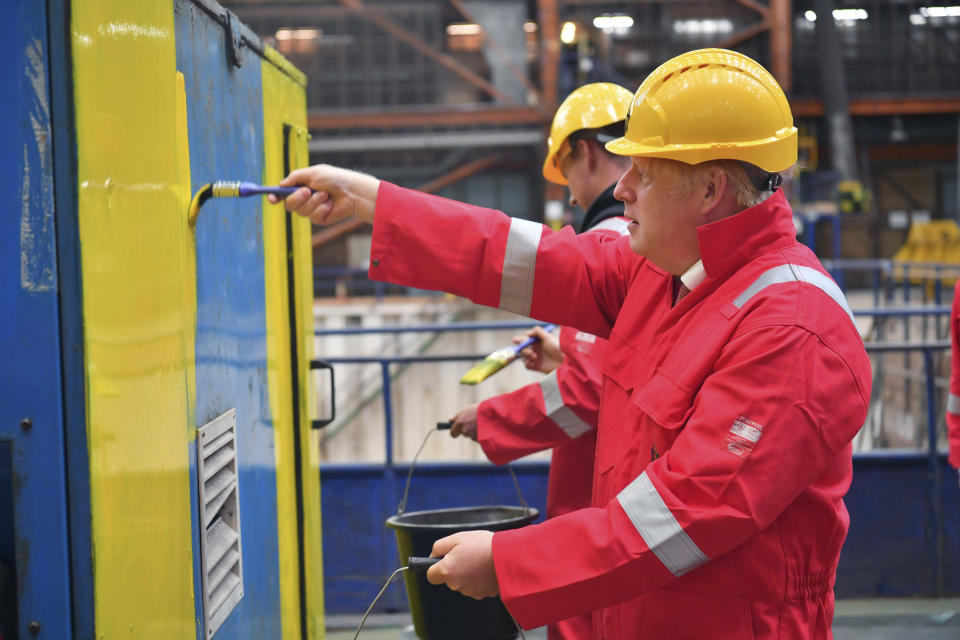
top-left (543, 82), bottom-right (634, 185)
top-left (606, 48), bottom-right (797, 172)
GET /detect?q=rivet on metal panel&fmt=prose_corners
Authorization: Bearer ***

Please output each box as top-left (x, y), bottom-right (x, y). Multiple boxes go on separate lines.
top-left (27, 620), bottom-right (40, 633)
top-left (20, 418), bottom-right (32, 431)
top-left (224, 10), bottom-right (243, 68)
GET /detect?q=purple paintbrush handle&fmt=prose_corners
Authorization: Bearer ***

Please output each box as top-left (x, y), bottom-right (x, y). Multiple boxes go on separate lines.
top-left (512, 323), bottom-right (557, 354)
top-left (235, 182), bottom-right (300, 197)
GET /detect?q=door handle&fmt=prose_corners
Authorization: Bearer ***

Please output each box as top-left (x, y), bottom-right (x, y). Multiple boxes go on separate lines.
top-left (310, 359), bottom-right (335, 429)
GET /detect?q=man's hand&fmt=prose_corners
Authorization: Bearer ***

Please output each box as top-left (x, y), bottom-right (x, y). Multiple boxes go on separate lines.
top-left (267, 164), bottom-right (380, 226)
top-left (515, 325), bottom-right (563, 373)
top-left (449, 404), bottom-right (479, 441)
top-left (426, 530), bottom-right (498, 600)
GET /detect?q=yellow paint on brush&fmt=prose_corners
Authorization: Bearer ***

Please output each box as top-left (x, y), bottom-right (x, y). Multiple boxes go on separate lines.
top-left (261, 50), bottom-right (326, 638)
top-left (459, 347), bottom-right (518, 385)
top-left (72, 2), bottom-right (197, 637)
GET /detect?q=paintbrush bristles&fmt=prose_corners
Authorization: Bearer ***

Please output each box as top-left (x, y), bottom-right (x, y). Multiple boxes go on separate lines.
top-left (187, 183), bottom-right (213, 228)
top-left (459, 347), bottom-right (518, 385)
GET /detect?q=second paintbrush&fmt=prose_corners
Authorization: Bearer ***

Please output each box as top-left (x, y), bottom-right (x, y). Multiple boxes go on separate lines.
top-left (459, 324), bottom-right (557, 385)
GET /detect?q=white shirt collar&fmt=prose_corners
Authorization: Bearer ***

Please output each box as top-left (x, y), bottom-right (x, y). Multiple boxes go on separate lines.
top-left (680, 259), bottom-right (706, 291)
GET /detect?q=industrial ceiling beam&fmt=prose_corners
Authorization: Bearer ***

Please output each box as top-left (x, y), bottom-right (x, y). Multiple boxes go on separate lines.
top-left (335, 0), bottom-right (518, 105)
top-left (733, 0), bottom-right (770, 18)
top-left (791, 96), bottom-right (960, 117)
top-left (713, 1), bottom-right (793, 90)
top-left (414, 153), bottom-right (504, 193)
top-left (308, 106), bottom-right (549, 130)
top-left (770, 0), bottom-right (791, 90)
top-left (714, 19), bottom-right (769, 50)
top-left (538, 0), bottom-right (560, 111)
top-left (308, 128), bottom-right (544, 153)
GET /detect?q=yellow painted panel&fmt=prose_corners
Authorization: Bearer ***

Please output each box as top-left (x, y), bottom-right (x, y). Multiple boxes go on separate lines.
top-left (72, 3), bottom-right (197, 637)
top-left (261, 51), bottom-right (325, 638)
top-left (289, 121), bottom-right (326, 639)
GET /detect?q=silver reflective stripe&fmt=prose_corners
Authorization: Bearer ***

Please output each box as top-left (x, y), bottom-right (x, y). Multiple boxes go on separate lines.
top-left (538, 370), bottom-right (593, 439)
top-left (590, 217), bottom-right (631, 236)
top-left (617, 472), bottom-right (709, 577)
top-left (499, 218), bottom-right (543, 315)
top-left (733, 264), bottom-right (855, 324)
top-left (948, 393), bottom-right (960, 416)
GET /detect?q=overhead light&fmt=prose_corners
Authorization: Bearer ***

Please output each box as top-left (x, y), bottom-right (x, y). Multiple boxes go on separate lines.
top-left (560, 21), bottom-right (577, 44)
top-left (446, 23), bottom-right (483, 36)
top-left (523, 21), bottom-right (538, 33)
top-left (275, 28), bottom-right (322, 41)
top-left (673, 18), bottom-right (734, 34)
top-left (834, 8), bottom-right (869, 20)
top-left (593, 15), bottom-right (634, 31)
top-left (889, 116), bottom-right (908, 143)
top-left (920, 6), bottom-right (960, 17)
top-left (804, 9), bottom-right (869, 21)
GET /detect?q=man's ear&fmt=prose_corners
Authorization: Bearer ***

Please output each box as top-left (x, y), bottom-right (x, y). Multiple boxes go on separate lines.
top-left (578, 138), bottom-right (598, 171)
top-left (701, 166), bottom-right (729, 214)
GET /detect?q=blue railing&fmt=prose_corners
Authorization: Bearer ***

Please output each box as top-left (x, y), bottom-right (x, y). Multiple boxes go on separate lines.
top-left (821, 258), bottom-right (960, 308)
top-left (313, 320), bottom-right (953, 466)
top-left (314, 258), bottom-right (960, 304)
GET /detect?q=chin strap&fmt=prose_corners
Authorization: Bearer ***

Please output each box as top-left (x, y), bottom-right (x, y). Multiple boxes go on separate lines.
top-left (739, 161), bottom-right (782, 193)
top-left (764, 172), bottom-right (783, 193)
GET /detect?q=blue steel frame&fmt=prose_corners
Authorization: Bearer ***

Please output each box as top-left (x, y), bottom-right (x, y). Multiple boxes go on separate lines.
top-left (316, 316), bottom-right (960, 613)
top-left (0, 1), bottom-right (75, 637)
top-left (46, 0), bottom-right (98, 635)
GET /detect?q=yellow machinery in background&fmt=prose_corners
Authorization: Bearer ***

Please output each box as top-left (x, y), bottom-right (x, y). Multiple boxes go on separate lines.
top-left (892, 219), bottom-right (960, 286)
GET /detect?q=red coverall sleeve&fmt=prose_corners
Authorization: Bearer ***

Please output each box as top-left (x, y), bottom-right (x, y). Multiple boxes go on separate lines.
top-left (947, 280), bottom-right (960, 468)
top-left (491, 325), bottom-right (870, 629)
top-left (369, 182), bottom-right (634, 338)
top-left (478, 329), bottom-right (603, 464)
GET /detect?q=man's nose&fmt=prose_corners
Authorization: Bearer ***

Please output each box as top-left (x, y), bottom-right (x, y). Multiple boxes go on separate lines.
top-left (613, 179), bottom-right (630, 203)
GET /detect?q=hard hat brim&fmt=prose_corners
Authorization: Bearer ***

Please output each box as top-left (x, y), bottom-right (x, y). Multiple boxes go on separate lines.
top-left (542, 155), bottom-right (568, 185)
top-left (605, 129), bottom-right (798, 174)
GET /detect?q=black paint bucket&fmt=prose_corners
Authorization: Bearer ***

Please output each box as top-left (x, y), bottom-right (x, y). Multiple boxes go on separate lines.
top-left (386, 504), bottom-right (538, 640)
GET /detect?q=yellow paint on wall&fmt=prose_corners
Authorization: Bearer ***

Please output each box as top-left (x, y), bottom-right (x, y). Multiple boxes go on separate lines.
top-left (261, 52), bottom-right (326, 638)
top-left (262, 49), bottom-right (324, 638)
top-left (289, 120), bottom-right (327, 639)
top-left (72, 3), bottom-right (197, 637)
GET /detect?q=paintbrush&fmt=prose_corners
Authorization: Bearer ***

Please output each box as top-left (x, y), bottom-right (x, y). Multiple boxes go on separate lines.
top-left (188, 180), bottom-right (305, 227)
top-left (459, 324), bottom-right (557, 385)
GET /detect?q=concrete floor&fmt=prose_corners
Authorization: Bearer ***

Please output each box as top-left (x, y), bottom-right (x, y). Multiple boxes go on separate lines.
top-left (331, 598), bottom-right (960, 639)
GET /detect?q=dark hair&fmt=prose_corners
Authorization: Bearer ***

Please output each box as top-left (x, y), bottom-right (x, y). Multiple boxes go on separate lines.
top-left (568, 121), bottom-right (629, 163)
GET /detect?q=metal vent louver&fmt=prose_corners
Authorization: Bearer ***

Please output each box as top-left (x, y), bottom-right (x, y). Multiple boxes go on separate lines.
top-left (197, 408), bottom-right (243, 638)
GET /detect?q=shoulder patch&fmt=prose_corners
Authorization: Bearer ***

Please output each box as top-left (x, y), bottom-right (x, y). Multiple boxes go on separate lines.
top-left (726, 416), bottom-right (764, 459)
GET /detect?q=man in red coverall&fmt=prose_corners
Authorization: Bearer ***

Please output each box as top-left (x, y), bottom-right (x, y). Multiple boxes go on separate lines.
top-left (448, 82), bottom-right (632, 640)
top-left (274, 49), bottom-right (871, 638)
top-left (945, 279), bottom-right (960, 485)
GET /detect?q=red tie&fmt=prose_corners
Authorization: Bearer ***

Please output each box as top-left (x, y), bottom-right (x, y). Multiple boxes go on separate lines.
top-left (674, 279), bottom-right (691, 306)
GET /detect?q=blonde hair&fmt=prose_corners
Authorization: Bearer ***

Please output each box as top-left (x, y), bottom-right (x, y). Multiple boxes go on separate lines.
top-left (649, 158), bottom-right (780, 210)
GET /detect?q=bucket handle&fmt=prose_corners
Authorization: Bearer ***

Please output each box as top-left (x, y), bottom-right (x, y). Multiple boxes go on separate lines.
top-left (396, 422), bottom-right (532, 517)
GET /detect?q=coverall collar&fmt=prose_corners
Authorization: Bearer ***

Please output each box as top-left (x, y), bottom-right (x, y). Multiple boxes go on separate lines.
top-left (697, 189), bottom-right (796, 280)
